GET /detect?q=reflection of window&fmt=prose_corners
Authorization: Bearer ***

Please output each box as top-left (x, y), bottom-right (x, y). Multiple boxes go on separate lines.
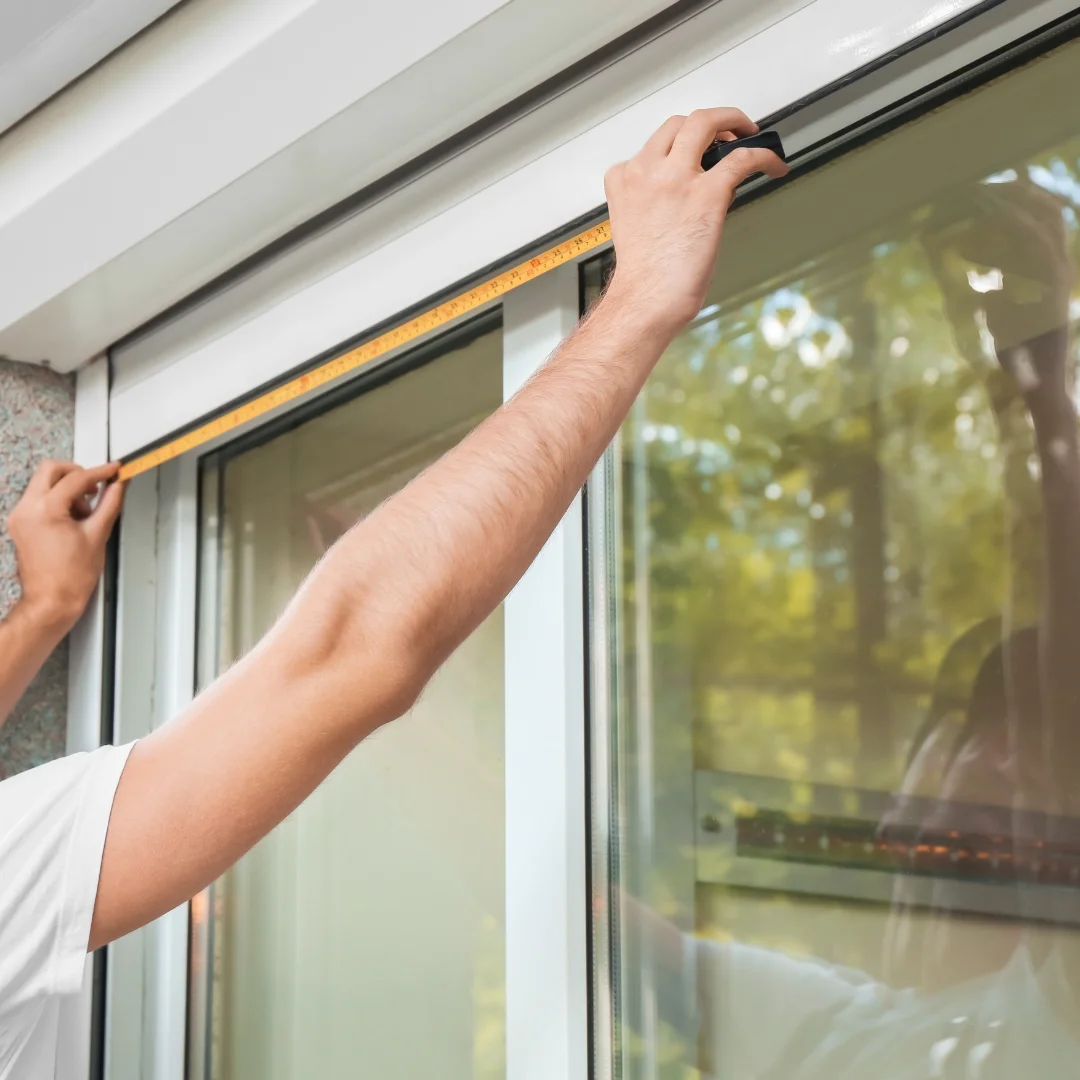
top-left (589, 35), bottom-right (1080, 1080)
top-left (192, 319), bottom-right (505, 1080)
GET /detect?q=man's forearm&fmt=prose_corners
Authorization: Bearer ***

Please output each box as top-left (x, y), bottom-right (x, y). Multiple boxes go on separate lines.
top-left (305, 284), bottom-right (672, 705)
top-left (0, 600), bottom-right (70, 727)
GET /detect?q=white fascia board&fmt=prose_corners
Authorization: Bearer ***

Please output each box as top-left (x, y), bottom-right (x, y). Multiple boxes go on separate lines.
top-left (108, 0), bottom-right (999, 460)
top-left (0, 0), bottom-right (686, 372)
top-left (0, 0), bottom-right (512, 367)
top-left (0, 0), bottom-right (182, 136)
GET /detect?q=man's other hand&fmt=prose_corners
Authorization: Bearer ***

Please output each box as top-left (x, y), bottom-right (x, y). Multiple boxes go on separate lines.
top-left (6, 461), bottom-right (125, 633)
top-left (603, 107), bottom-right (788, 337)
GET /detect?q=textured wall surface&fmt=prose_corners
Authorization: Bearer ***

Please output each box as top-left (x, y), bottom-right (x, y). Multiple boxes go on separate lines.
top-left (0, 359), bottom-right (76, 780)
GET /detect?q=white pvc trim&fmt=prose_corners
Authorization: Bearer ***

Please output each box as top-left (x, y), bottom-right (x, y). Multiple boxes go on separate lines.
top-left (503, 266), bottom-right (590, 1080)
top-left (104, 455), bottom-right (199, 1080)
top-left (105, 471), bottom-right (159, 1080)
top-left (59, 354), bottom-right (110, 1080)
top-left (0, 0), bottom-right (181, 137)
top-left (0, 0), bottom-right (509, 347)
top-left (145, 456), bottom-right (199, 1080)
top-left (108, 0), bottom-right (1015, 459)
top-left (0, 0), bottom-right (683, 370)
top-left (67, 356), bottom-right (110, 756)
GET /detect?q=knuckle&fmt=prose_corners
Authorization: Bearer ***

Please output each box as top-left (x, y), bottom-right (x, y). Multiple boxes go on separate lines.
top-left (719, 149), bottom-right (754, 174)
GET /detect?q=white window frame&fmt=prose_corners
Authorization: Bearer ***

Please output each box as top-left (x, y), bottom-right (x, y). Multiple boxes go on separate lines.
top-left (103, 277), bottom-right (592, 1080)
top-left (92, 1), bottom-right (1080, 1077)
top-left (107, 0), bottom-right (1066, 460)
top-left (59, 356), bottom-right (110, 1080)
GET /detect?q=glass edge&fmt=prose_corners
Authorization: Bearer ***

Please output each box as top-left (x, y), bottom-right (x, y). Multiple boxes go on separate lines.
top-left (187, 453), bottom-right (221, 1080)
top-left (586, 442), bottom-right (620, 1080)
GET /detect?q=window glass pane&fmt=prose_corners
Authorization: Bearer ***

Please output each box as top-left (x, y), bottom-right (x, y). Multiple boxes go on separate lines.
top-left (594, 37), bottom-right (1080, 1080)
top-left (195, 323), bottom-right (505, 1080)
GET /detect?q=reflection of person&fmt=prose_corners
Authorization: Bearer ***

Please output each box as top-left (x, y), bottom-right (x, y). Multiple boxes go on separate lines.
top-left (0, 461), bottom-right (124, 732)
top-left (0, 109), bottom-right (788, 1077)
top-left (919, 179), bottom-right (1080, 816)
top-left (624, 178), bottom-right (1080, 1078)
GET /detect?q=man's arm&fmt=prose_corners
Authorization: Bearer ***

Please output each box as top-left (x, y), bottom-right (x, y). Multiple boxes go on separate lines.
top-left (0, 461), bottom-right (124, 726)
top-left (90, 108), bottom-right (787, 949)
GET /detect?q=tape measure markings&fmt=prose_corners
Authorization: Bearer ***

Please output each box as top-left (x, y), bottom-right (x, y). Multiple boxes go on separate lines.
top-left (119, 220), bottom-right (613, 481)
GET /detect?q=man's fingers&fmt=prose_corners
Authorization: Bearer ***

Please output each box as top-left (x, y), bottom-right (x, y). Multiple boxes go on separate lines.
top-left (51, 462), bottom-right (121, 511)
top-left (84, 479), bottom-right (126, 546)
top-left (25, 459), bottom-right (78, 496)
top-left (639, 114), bottom-right (687, 160)
top-left (670, 107), bottom-right (757, 166)
top-left (706, 146), bottom-right (788, 194)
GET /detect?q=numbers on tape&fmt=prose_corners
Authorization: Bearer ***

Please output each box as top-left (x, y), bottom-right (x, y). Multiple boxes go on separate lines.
top-left (118, 220), bottom-right (613, 481)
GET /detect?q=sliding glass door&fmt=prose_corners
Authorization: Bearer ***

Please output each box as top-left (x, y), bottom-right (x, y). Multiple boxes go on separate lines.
top-left (590, 34), bottom-right (1080, 1080)
top-left (191, 319), bottom-right (506, 1080)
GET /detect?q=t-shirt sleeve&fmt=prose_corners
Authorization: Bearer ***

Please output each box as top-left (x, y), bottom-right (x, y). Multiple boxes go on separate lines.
top-left (0, 743), bottom-right (135, 1013)
top-left (694, 937), bottom-right (868, 1078)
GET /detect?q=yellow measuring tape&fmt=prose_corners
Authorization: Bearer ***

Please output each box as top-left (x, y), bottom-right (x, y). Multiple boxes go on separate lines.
top-left (118, 220), bottom-right (613, 481)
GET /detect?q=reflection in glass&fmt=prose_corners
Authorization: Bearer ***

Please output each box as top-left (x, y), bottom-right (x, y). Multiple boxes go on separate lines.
top-left (590, 37), bottom-right (1080, 1080)
top-left (193, 322), bottom-right (505, 1080)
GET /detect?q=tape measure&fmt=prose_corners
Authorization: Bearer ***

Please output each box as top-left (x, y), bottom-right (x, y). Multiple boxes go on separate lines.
top-left (118, 220), bottom-right (613, 481)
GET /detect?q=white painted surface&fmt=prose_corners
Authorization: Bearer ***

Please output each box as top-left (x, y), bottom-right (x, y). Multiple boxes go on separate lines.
top-left (503, 266), bottom-right (590, 1080)
top-left (104, 457), bottom-right (198, 1080)
top-left (66, 355), bottom-right (110, 757)
top-left (0, 0), bottom-right (181, 136)
top-left (145, 456), bottom-right (198, 1080)
top-left (105, 0), bottom-right (1041, 459)
top-left (104, 470), bottom-right (158, 1080)
top-left (0, 0), bottom-right (682, 371)
top-left (59, 358), bottom-right (109, 1080)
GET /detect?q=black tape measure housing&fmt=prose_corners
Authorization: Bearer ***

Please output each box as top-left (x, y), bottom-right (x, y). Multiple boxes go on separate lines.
top-left (701, 129), bottom-right (787, 172)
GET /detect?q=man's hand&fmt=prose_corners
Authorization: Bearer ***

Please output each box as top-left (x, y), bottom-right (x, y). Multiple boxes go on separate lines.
top-left (603, 108), bottom-right (788, 334)
top-left (0, 460), bottom-right (124, 730)
top-left (6, 460), bottom-right (125, 634)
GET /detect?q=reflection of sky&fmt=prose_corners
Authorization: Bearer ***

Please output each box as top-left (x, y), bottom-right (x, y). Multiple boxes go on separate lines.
top-left (1026, 159), bottom-right (1080, 205)
top-left (687, 152), bottom-right (1080, 383)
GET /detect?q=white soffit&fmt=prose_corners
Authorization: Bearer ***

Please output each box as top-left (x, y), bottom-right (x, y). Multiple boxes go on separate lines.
top-left (0, 0), bottom-right (688, 371)
top-left (0, 0), bottom-right (182, 136)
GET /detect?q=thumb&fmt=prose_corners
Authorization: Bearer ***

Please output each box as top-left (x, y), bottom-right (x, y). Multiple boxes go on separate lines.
top-left (83, 479), bottom-right (126, 547)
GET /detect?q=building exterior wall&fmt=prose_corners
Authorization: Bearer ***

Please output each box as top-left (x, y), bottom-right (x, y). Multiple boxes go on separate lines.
top-left (0, 358), bottom-right (75, 779)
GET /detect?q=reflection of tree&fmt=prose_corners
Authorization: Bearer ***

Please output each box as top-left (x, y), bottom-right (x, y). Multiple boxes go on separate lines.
top-left (608, 139), bottom-right (1080, 1080)
top-left (622, 155), bottom-right (1080, 802)
top-left (842, 290), bottom-right (890, 778)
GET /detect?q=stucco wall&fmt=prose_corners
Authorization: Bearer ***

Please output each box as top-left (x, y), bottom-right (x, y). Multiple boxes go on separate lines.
top-left (0, 359), bottom-right (75, 779)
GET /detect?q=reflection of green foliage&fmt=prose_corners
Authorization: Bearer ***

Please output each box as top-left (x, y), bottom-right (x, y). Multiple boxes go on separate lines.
top-left (473, 914), bottom-right (505, 1080)
top-left (609, 132), bottom-right (1080, 1080)
top-left (622, 218), bottom-right (1078, 790)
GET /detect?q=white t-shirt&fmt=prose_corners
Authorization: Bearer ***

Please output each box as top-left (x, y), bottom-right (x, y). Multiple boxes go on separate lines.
top-left (0, 744), bottom-right (134, 1080)
top-left (690, 936), bottom-right (1080, 1079)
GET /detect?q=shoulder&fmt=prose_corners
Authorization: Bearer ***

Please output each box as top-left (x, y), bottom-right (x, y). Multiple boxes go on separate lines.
top-left (0, 743), bottom-right (137, 1009)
